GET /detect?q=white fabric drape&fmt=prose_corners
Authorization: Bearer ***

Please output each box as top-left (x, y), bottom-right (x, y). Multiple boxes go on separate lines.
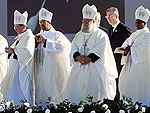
top-left (119, 27), bottom-right (150, 105)
top-left (64, 27), bottom-right (118, 103)
top-left (0, 29), bottom-right (35, 105)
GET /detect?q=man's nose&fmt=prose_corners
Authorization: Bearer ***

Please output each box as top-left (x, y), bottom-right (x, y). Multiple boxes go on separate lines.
top-left (84, 21), bottom-right (90, 24)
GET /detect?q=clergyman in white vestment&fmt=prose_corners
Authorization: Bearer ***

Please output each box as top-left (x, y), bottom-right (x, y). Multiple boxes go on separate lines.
top-left (119, 6), bottom-right (150, 106)
top-left (64, 4), bottom-right (118, 104)
top-left (34, 8), bottom-right (71, 104)
top-left (0, 34), bottom-right (8, 101)
top-left (0, 10), bottom-right (35, 105)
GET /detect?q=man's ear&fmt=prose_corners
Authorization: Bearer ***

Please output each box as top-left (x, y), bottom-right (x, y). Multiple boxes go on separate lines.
top-left (114, 14), bottom-right (118, 19)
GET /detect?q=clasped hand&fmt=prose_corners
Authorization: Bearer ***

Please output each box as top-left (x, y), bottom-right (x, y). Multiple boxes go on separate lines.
top-left (120, 45), bottom-right (130, 54)
top-left (5, 47), bottom-right (14, 54)
top-left (76, 56), bottom-right (91, 65)
top-left (35, 34), bottom-right (46, 43)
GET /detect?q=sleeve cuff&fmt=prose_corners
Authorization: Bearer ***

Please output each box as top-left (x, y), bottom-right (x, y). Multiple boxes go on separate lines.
top-left (13, 52), bottom-right (18, 59)
top-left (8, 53), bottom-right (12, 59)
top-left (43, 39), bottom-right (47, 48)
top-left (88, 53), bottom-right (100, 63)
top-left (73, 52), bottom-right (80, 62)
top-left (35, 42), bottom-right (39, 48)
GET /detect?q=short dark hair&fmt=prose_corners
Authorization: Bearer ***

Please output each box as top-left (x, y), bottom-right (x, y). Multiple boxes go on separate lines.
top-left (136, 19), bottom-right (146, 25)
top-left (18, 24), bottom-right (24, 26)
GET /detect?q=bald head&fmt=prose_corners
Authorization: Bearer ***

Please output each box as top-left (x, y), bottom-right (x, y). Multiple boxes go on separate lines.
top-left (95, 12), bottom-right (101, 27)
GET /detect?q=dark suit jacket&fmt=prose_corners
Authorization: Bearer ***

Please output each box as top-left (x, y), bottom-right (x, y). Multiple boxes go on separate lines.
top-left (108, 22), bottom-right (132, 74)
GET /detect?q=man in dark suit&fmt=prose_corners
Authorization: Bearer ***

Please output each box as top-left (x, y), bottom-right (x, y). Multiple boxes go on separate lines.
top-left (105, 7), bottom-right (132, 99)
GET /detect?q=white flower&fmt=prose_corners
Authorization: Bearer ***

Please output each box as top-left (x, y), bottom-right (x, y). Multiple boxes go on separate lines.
top-left (105, 109), bottom-right (111, 113)
top-left (45, 109), bottom-right (50, 113)
top-left (119, 109), bottom-right (125, 113)
top-left (68, 112), bottom-right (72, 113)
top-left (135, 104), bottom-right (139, 110)
top-left (78, 107), bottom-right (84, 112)
top-left (6, 100), bottom-right (14, 108)
top-left (98, 100), bottom-right (103, 105)
top-left (81, 105), bottom-right (84, 108)
top-left (24, 102), bottom-right (30, 107)
top-left (5, 102), bottom-right (11, 108)
top-left (90, 110), bottom-right (96, 113)
top-left (15, 111), bottom-right (19, 113)
top-left (124, 101), bottom-right (129, 105)
top-left (102, 104), bottom-right (108, 109)
top-left (69, 103), bottom-right (71, 108)
top-left (50, 101), bottom-right (54, 105)
top-left (27, 108), bottom-right (33, 113)
top-left (142, 107), bottom-right (146, 112)
top-left (0, 104), bottom-right (5, 112)
top-left (138, 111), bottom-right (143, 113)
top-left (54, 105), bottom-right (57, 109)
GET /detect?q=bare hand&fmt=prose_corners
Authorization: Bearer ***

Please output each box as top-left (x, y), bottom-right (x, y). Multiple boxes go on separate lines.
top-left (5, 48), bottom-right (14, 54)
top-left (76, 56), bottom-right (85, 65)
top-left (35, 34), bottom-right (46, 43)
top-left (76, 56), bottom-right (91, 65)
top-left (120, 45), bottom-right (130, 56)
top-left (84, 56), bottom-right (91, 65)
top-left (120, 45), bottom-right (130, 52)
top-left (124, 45), bottom-right (130, 53)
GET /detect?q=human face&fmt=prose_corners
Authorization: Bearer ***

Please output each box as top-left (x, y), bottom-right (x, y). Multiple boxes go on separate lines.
top-left (135, 19), bottom-right (146, 30)
top-left (39, 20), bottom-right (51, 31)
top-left (81, 19), bottom-right (94, 33)
top-left (95, 17), bottom-right (100, 27)
top-left (14, 24), bottom-right (26, 34)
top-left (105, 12), bottom-right (117, 26)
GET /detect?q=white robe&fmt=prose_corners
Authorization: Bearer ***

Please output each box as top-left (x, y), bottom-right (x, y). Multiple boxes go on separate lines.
top-left (34, 27), bottom-right (71, 104)
top-left (0, 34), bottom-right (8, 101)
top-left (0, 29), bottom-right (35, 105)
top-left (64, 27), bottom-right (118, 103)
top-left (119, 27), bottom-right (150, 105)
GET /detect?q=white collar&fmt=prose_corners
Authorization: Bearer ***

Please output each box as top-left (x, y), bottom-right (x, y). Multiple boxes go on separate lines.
top-left (128, 27), bottom-right (149, 45)
top-left (136, 26), bottom-right (149, 33)
top-left (16, 29), bottom-right (30, 40)
top-left (42, 26), bottom-right (56, 41)
top-left (112, 20), bottom-right (120, 32)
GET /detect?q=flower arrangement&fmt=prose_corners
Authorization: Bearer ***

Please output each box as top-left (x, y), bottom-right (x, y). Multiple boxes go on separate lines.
top-left (0, 95), bottom-right (149, 113)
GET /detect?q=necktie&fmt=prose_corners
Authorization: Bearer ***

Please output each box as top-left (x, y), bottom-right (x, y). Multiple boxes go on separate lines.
top-left (110, 27), bottom-right (114, 37)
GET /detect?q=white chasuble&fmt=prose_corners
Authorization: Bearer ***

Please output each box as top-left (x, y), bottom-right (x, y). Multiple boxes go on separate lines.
top-left (64, 27), bottom-right (118, 103)
top-left (0, 35), bottom-right (8, 101)
top-left (119, 27), bottom-right (150, 105)
top-left (35, 27), bottom-right (71, 104)
top-left (1, 29), bottom-right (35, 105)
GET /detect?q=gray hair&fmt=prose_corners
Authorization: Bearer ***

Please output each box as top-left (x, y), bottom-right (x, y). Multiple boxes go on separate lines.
top-left (95, 12), bottom-right (101, 21)
top-left (106, 7), bottom-right (119, 16)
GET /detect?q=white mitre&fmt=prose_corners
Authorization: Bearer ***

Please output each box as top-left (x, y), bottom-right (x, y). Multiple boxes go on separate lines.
top-left (135, 6), bottom-right (150, 22)
top-left (39, 8), bottom-right (53, 22)
top-left (82, 4), bottom-right (97, 20)
top-left (14, 10), bottom-right (28, 25)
